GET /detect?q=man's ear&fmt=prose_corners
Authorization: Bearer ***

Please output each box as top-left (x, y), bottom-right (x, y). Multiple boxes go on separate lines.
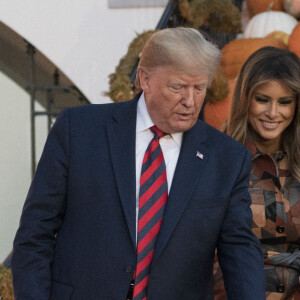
top-left (138, 68), bottom-right (151, 92)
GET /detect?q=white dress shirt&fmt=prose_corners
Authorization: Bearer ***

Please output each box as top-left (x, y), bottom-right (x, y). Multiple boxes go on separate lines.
top-left (135, 93), bottom-right (183, 235)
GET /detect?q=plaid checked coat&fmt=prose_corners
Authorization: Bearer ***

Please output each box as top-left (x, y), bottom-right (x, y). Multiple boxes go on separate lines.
top-left (214, 142), bottom-right (300, 300)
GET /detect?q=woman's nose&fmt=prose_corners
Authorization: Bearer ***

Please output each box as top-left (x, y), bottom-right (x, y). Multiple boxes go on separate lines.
top-left (266, 102), bottom-right (279, 119)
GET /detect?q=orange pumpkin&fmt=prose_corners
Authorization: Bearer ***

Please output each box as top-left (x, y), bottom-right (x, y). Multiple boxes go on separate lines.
top-left (203, 79), bottom-right (236, 131)
top-left (246, 0), bottom-right (284, 17)
top-left (221, 37), bottom-right (286, 79)
top-left (288, 22), bottom-right (300, 58)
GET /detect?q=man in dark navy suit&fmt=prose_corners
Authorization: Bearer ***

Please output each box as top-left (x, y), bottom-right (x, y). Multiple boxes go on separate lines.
top-left (11, 27), bottom-right (265, 300)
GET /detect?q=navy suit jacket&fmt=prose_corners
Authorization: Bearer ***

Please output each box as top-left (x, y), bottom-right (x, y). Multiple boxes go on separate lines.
top-left (11, 96), bottom-right (265, 299)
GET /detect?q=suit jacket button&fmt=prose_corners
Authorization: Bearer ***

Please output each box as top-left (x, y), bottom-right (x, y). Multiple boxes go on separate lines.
top-left (124, 266), bottom-right (134, 273)
top-left (276, 225), bottom-right (285, 233)
top-left (276, 284), bottom-right (285, 293)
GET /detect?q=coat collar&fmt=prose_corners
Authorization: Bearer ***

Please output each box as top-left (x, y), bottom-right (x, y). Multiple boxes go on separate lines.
top-left (106, 95), bottom-right (139, 248)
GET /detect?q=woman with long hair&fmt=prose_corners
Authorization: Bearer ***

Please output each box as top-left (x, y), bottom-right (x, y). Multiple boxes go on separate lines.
top-left (214, 46), bottom-right (300, 299)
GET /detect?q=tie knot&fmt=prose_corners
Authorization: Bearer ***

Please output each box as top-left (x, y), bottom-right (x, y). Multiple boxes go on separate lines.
top-left (150, 125), bottom-right (165, 140)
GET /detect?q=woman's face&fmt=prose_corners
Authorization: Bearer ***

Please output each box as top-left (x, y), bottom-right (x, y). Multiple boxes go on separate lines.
top-left (248, 80), bottom-right (296, 153)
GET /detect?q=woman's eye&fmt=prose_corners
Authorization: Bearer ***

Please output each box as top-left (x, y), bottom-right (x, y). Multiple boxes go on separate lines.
top-left (255, 97), bottom-right (268, 103)
top-left (279, 99), bottom-right (294, 105)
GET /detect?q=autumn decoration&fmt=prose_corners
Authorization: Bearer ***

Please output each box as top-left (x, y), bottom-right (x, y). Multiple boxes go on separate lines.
top-left (221, 37), bottom-right (286, 79)
top-left (243, 10), bottom-right (298, 38)
top-left (284, 0), bottom-right (300, 18)
top-left (246, 0), bottom-right (284, 17)
top-left (288, 21), bottom-right (300, 57)
top-left (178, 0), bottom-right (242, 33)
top-left (0, 264), bottom-right (14, 300)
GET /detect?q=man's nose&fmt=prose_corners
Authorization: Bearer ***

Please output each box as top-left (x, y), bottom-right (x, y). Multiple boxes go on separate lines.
top-left (181, 88), bottom-right (194, 107)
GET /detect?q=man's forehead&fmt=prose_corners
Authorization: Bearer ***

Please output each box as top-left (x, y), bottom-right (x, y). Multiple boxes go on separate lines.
top-left (166, 72), bottom-right (209, 83)
top-left (159, 64), bottom-right (210, 77)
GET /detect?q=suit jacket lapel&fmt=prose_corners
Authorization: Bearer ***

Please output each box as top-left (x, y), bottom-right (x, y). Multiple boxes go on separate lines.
top-left (106, 97), bottom-right (139, 248)
top-left (152, 121), bottom-right (210, 263)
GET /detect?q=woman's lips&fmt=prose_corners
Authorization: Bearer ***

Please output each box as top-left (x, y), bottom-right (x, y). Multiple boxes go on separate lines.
top-left (259, 120), bottom-right (282, 129)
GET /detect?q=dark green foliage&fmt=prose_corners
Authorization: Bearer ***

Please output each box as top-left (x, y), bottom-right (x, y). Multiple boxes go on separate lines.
top-left (178, 0), bottom-right (242, 33)
top-left (105, 30), bottom-right (157, 102)
top-left (0, 264), bottom-right (14, 300)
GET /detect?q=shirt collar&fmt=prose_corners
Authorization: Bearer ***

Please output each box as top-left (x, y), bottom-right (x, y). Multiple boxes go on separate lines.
top-left (136, 93), bottom-right (154, 133)
top-left (136, 93), bottom-right (183, 146)
top-left (245, 140), bottom-right (286, 161)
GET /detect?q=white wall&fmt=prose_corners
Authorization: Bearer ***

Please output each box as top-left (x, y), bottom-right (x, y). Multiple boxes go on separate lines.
top-left (0, 0), bottom-right (165, 261)
top-left (0, 0), bottom-right (165, 103)
top-left (0, 72), bottom-right (26, 261)
top-left (0, 71), bottom-right (49, 262)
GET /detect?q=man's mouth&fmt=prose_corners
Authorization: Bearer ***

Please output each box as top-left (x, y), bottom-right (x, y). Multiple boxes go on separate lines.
top-left (177, 113), bottom-right (192, 120)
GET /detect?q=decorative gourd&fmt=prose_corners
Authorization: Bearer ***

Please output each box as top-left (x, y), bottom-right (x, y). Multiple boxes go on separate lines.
top-left (284, 0), bottom-right (300, 18)
top-left (0, 264), bottom-right (13, 300)
top-left (266, 30), bottom-right (290, 45)
top-left (178, 0), bottom-right (242, 33)
top-left (206, 68), bottom-right (229, 104)
top-left (203, 79), bottom-right (236, 131)
top-left (243, 11), bottom-right (298, 38)
top-left (105, 30), bottom-right (156, 102)
top-left (246, 0), bottom-right (284, 17)
top-left (288, 22), bottom-right (300, 57)
top-left (221, 37), bottom-right (286, 79)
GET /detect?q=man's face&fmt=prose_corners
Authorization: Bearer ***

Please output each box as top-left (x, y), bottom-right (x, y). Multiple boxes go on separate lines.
top-left (140, 66), bottom-right (209, 133)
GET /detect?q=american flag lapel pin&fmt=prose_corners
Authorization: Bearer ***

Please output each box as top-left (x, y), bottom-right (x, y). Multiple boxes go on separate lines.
top-left (196, 151), bottom-right (204, 159)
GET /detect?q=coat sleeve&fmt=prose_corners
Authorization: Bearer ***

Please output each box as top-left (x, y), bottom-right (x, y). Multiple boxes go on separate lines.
top-left (11, 109), bottom-right (70, 300)
top-left (217, 148), bottom-right (266, 300)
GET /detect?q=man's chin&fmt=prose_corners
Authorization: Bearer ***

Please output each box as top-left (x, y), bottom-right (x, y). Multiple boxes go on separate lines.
top-left (169, 120), bottom-right (196, 133)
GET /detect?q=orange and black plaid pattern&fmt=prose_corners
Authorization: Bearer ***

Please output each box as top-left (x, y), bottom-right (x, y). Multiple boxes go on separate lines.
top-left (214, 142), bottom-right (300, 300)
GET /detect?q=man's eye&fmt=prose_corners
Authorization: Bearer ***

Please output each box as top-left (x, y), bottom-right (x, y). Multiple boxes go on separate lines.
top-left (170, 85), bottom-right (182, 91)
top-left (255, 97), bottom-right (268, 103)
top-left (195, 86), bottom-right (205, 92)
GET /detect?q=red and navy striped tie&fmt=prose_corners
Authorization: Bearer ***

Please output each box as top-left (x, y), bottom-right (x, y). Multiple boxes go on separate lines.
top-left (132, 125), bottom-right (168, 300)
